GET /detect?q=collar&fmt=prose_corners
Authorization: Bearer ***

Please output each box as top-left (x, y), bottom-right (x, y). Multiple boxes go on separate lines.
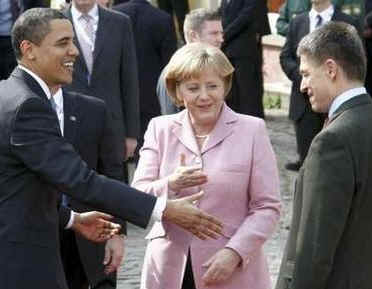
top-left (52, 87), bottom-right (64, 111)
top-left (71, 3), bottom-right (99, 23)
top-left (18, 65), bottom-right (51, 100)
top-left (309, 4), bottom-right (334, 23)
top-left (329, 87), bottom-right (366, 118)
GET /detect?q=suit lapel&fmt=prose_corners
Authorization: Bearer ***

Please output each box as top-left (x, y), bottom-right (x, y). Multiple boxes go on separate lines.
top-left (93, 7), bottom-right (110, 64)
top-left (11, 67), bottom-right (49, 102)
top-left (330, 94), bottom-right (371, 125)
top-left (62, 91), bottom-right (78, 144)
top-left (201, 104), bottom-right (236, 154)
top-left (172, 111), bottom-right (200, 156)
top-left (171, 104), bottom-right (236, 156)
top-left (303, 13), bottom-right (310, 36)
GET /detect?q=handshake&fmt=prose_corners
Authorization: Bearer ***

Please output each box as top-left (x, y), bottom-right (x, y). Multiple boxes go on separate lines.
top-left (72, 191), bottom-right (223, 243)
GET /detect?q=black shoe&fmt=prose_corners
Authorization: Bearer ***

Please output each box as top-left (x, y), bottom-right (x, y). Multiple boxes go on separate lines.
top-left (285, 161), bottom-right (302, 171)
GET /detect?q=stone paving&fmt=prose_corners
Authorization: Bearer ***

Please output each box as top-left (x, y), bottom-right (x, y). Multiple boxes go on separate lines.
top-left (116, 108), bottom-right (298, 289)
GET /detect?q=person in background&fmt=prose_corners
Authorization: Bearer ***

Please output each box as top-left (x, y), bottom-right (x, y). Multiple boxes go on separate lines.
top-left (133, 43), bottom-right (281, 289)
top-left (220, 0), bottom-right (267, 119)
top-left (0, 0), bottom-right (48, 80)
top-left (363, 10), bottom-right (372, 95)
top-left (158, 8), bottom-right (224, 115)
top-left (113, 0), bottom-right (177, 162)
top-left (157, 0), bottom-right (189, 41)
top-left (276, 0), bottom-right (364, 36)
top-left (63, 0), bottom-right (140, 165)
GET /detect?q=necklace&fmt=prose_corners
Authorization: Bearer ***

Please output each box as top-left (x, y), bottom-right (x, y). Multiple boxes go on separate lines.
top-left (195, 134), bottom-right (209, 138)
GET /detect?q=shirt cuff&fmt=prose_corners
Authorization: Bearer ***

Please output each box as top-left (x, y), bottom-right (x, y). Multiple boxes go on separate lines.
top-left (65, 210), bottom-right (76, 229)
top-left (151, 194), bottom-right (167, 222)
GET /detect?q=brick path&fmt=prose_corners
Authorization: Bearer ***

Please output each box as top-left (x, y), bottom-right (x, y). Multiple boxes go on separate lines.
top-left (117, 108), bottom-right (298, 289)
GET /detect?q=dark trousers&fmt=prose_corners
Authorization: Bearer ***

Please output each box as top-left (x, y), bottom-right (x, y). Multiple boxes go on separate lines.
top-left (0, 36), bottom-right (17, 80)
top-left (294, 106), bottom-right (325, 163)
top-left (226, 55), bottom-right (264, 119)
top-left (157, 0), bottom-right (189, 38)
top-left (60, 230), bottom-right (116, 289)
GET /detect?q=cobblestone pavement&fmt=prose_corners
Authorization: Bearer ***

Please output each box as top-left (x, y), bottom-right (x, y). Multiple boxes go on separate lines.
top-left (117, 108), bottom-right (298, 289)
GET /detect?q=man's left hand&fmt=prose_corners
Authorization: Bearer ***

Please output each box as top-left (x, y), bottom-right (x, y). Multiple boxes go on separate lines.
top-left (72, 211), bottom-right (121, 243)
top-left (202, 248), bottom-right (241, 286)
top-left (103, 234), bottom-right (126, 274)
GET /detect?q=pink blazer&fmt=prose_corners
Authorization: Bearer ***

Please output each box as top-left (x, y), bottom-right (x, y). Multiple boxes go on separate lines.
top-left (132, 104), bottom-right (281, 289)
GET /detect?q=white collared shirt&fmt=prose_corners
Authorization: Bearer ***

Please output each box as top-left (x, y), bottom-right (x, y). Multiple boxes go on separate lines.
top-left (328, 87), bottom-right (367, 118)
top-left (309, 5), bottom-right (334, 32)
top-left (71, 4), bottom-right (99, 50)
top-left (52, 88), bottom-right (64, 136)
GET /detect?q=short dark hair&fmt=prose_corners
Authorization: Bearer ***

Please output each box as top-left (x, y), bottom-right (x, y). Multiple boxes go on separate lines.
top-left (11, 8), bottom-right (67, 60)
top-left (297, 21), bottom-right (366, 82)
top-left (184, 8), bottom-right (221, 42)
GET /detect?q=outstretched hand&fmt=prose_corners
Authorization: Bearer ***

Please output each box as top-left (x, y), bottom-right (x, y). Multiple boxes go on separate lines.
top-left (163, 191), bottom-right (223, 240)
top-left (72, 211), bottom-right (121, 243)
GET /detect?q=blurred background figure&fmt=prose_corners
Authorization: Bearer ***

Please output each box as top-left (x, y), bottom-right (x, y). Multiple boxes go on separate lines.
top-left (276, 0), bottom-right (364, 37)
top-left (114, 0), bottom-right (177, 161)
top-left (220, 0), bottom-right (270, 119)
top-left (157, 0), bottom-right (189, 42)
top-left (133, 42), bottom-right (281, 289)
top-left (364, 10), bottom-right (372, 95)
top-left (0, 0), bottom-right (48, 80)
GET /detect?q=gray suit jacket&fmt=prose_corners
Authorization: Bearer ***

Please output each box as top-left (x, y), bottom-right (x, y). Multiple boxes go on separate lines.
top-left (63, 6), bottom-right (140, 143)
top-left (276, 94), bottom-right (372, 289)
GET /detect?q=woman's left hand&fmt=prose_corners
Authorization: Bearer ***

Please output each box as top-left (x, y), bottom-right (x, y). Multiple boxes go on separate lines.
top-left (201, 248), bottom-right (242, 286)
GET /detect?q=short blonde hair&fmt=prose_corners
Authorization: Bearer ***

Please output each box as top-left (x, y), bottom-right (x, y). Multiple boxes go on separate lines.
top-left (164, 43), bottom-right (234, 107)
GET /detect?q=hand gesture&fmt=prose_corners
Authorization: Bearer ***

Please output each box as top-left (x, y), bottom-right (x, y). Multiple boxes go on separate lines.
top-left (168, 154), bottom-right (208, 191)
top-left (202, 248), bottom-right (242, 286)
top-left (103, 234), bottom-right (126, 274)
top-left (163, 191), bottom-right (223, 240)
top-left (72, 211), bottom-right (121, 243)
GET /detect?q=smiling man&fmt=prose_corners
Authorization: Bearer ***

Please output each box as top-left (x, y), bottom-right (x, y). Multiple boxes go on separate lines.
top-left (276, 21), bottom-right (372, 289)
top-left (0, 8), bottom-right (224, 289)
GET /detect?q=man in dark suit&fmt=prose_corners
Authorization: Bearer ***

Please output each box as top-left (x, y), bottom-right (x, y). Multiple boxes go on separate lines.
top-left (0, 0), bottom-right (47, 80)
top-left (113, 0), bottom-right (177, 157)
top-left (0, 8), bottom-right (223, 289)
top-left (63, 0), bottom-right (140, 162)
top-left (276, 21), bottom-right (372, 289)
top-left (220, 0), bottom-right (267, 118)
top-left (55, 88), bottom-right (125, 289)
top-left (280, 0), bottom-right (359, 171)
top-left (157, 0), bottom-right (189, 40)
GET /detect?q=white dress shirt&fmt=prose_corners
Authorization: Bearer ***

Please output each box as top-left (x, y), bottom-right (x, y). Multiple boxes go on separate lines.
top-left (309, 5), bottom-right (334, 32)
top-left (71, 4), bottom-right (99, 51)
top-left (328, 87), bottom-right (367, 118)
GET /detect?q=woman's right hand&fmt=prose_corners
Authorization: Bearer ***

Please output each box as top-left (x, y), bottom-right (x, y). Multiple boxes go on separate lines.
top-left (168, 154), bottom-right (208, 191)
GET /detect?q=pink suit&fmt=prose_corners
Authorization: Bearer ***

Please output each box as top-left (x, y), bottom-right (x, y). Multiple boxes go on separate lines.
top-left (132, 104), bottom-right (281, 289)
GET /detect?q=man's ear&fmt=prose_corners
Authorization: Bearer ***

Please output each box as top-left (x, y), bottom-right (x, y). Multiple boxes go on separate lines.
top-left (20, 40), bottom-right (35, 60)
top-left (188, 30), bottom-right (199, 43)
top-left (324, 58), bottom-right (338, 81)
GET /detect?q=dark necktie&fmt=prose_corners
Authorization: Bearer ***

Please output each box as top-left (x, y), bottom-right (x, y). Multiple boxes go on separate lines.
top-left (316, 14), bottom-right (323, 28)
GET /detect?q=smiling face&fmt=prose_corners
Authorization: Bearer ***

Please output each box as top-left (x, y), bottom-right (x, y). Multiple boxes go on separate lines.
top-left (177, 68), bottom-right (226, 129)
top-left (22, 19), bottom-right (79, 89)
top-left (299, 54), bottom-right (333, 113)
